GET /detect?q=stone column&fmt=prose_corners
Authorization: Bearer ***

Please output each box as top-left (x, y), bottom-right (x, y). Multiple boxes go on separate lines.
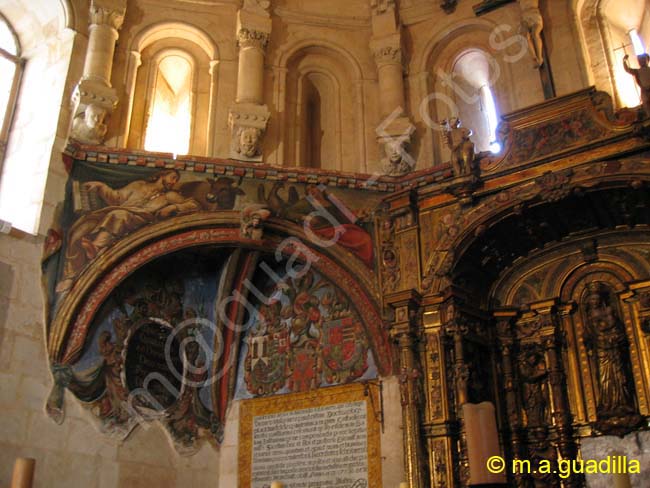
top-left (70, 0), bottom-right (126, 145)
top-left (387, 290), bottom-right (427, 488)
top-left (207, 60), bottom-right (220, 155)
top-left (370, 1), bottom-right (415, 176)
top-left (229, 0), bottom-right (272, 162)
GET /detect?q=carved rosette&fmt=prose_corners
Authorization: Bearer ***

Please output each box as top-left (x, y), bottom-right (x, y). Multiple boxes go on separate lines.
top-left (237, 28), bottom-right (270, 51)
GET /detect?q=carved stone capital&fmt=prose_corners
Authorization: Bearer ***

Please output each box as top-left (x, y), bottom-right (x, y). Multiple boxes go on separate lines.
top-left (370, 0), bottom-right (396, 15)
top-left (237, 28), bottom-right (270, 51)
top-left (89, 0), bottom-right (126, 30)
top-left (236, 7), bottom-right (272, 52)
top-left (370, 38), bottom-right (402, 68)
top-left (228, 103), bottom-right (270, 162)
top-left (243, 0), bottom-right (271, 15)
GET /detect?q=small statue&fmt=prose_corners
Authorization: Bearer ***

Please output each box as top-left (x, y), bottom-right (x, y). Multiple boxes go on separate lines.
top-left (236, 127), bottom-right (262, 159)
top-left (623, 53), bottom-right (650, 117)
top-left (441, 118), bottom-right (475, 178)
top-left (70, 103), bottom-right (108, 144)
top-left (382, 138), bottom-right (413, 176)
top-left (240, 204), bottom-right (271, 240)
top-left (519, 349), bottom-right (548, 427)
top-left (519, 0), bottom-right (544, 68)
top-left (584, 282), bottom-right (637, 418)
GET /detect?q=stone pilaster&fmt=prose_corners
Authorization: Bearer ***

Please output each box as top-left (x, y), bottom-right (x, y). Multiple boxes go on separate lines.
top-left (70, 0), bottom-right (126, 145)
top-left (229, 1), bottom-right (272, 162)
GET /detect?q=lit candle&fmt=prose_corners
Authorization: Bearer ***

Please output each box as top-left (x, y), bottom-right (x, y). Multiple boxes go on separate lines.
top-left (270, 482), bottom-right (284, 488)
top-left (399, 483), bottom-right (409, 488)
top-left (11, 458), bottom-right (35, 488)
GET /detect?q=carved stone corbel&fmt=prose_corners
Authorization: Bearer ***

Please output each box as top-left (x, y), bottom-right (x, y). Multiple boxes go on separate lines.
top-left (228, 104), bottom-right (270, 162)
top-left (70, 0), bottom-right (126, 145)
top-left (229, 1), bottom-right (272, 162)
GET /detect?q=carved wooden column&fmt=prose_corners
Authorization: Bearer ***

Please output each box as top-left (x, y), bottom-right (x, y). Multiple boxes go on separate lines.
top-left (534, 302), bottom-right (579, 474)
top-left (387, 290), bottom-right (427, 488)
top-left (422, 299), bottom-right (456, 488)
top-left (229, 0), bottom-right (271, 162)
top-left (443, 301), bottom-right (471, 486)
top-left (70, 0), bottom-right (126, 144)
top-left (495, 310), bottom-right (524, 484)
top-left (370, 0), bottom-right (415, 176)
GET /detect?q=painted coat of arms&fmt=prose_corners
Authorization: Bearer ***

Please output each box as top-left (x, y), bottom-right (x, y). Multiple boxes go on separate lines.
top-left (243, 269), bottom-right (374, 396)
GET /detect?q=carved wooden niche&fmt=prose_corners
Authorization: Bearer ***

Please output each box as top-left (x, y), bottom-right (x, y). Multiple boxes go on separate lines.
top-left (579, 281), bottom-right (643, 436)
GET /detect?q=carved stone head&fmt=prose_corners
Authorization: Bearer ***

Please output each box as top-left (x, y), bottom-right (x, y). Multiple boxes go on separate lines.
top-left (385, 138), bottom-right (407, 165)
top-left (85, 104), bottom-right (107, 129)
top-left (238, 127), bottom-right (262, 158)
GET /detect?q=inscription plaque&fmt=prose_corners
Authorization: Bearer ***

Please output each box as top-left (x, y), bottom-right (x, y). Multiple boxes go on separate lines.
top-left (239, 383), bottom-right (382, 488)
top-left (123, 320), bottom-right (183, 410)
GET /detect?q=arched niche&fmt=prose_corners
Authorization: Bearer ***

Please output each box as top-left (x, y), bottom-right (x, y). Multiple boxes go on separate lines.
top-left (434, 176), bottom-right (650, 484)
top-left (46, 224), bottom-right (391, 453)
top-left (48, 206), bottom-right (392, 453)
top-left (282, 44), bottom-right (363, 171)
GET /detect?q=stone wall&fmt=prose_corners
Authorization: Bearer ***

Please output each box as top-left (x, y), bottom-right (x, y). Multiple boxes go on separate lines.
top-left (0, 233), bottom-right (220, 487)
top-left (581, 432), bottom-right (650, 488)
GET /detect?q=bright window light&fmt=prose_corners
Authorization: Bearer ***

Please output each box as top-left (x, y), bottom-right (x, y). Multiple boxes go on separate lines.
top-left (480, 85), bottom-right (501, 154)
top-left (629, 29), bottom-right (646, 56)
top-left (144, 54), bottom-right (192, 157)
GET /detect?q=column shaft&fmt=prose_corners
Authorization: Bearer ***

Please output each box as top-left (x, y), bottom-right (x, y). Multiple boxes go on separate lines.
top-left (237, 46), bottom-right (265, 104)
top-left (378, 62), bottom-right (406, 117)
top-left (83, 23), bottom-right (119, 84)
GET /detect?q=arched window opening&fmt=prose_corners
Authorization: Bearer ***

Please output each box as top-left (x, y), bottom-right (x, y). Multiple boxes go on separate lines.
top-left (0, 13), bottom-right (22, 168)
top-left (301, 76), bottom-right (323, 168)
top-left (452, 50), bottom-right (501, 153)
top-left (144, 53), bottom-right (193, 156)
top-left (629, 28), bottom-right (646, 55)
top-left (578, 0), bottom-right (650, 109)
top-left (126, 25), bottom-right (217, 157)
